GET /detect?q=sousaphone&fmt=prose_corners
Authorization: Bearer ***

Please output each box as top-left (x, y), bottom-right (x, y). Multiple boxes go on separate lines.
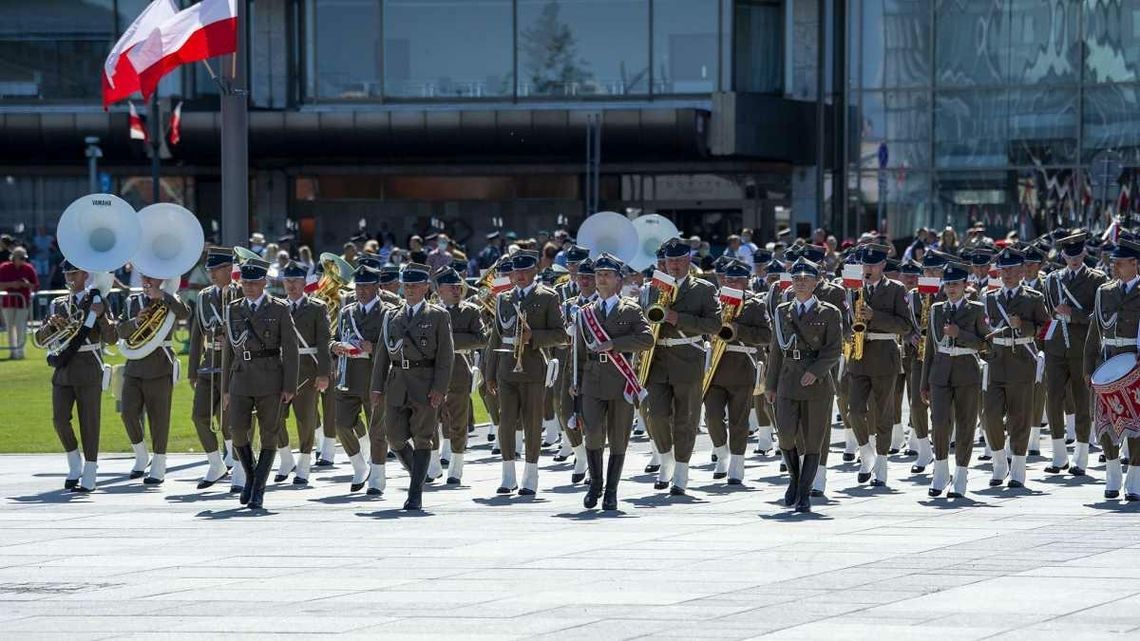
top-left (630, 213), bottom-right (680, 270)
top-left (576, 211), bottom-right (639, 263)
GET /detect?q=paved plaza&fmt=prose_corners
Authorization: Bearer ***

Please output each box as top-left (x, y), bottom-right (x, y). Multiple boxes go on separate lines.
top-left (2, 427), bottom-right (1140, 640)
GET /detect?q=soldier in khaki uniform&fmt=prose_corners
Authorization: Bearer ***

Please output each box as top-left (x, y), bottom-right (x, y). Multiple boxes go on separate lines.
top-left (704, 259), bottom-right (771, 484)
top-left (1043, 232), bottom-right (1107, 476)
top-left (330, 266), bottom-right (391, 494)
top-left (572, 253), bottom-right (653, 510)
top-left (556, 255), bottom-right (596, 483)
top-left (1084, 239), bottom-right (1140, 501)
top-left (188, 247), bottom-right (240, 489)
top-left (982, 247), bottom-right (1050, 488)
top-left (276, 261), bottom-right (330, 485)
top-left (370, 263), bottom-right (453, 510)
top-left (37, 260), bottom-right (116, 492)
top-left (116, 273), bottom-right (191, 484)
top-left (900, 260), bottom-right (933, 472)
top-left (222, 257), bottom-right (299, 509)
top-left (765, 258), bottom-right (843, 513)
top-left (1021, 245), bottom-right (1049, 456)
top-left (920, 262), bottom-right (989, 498)
top-left (434, 267), bottom-right (487, 485)
top-left (750, 254), bottom-right (778, 455)
top-left (644, 238), bottom-right (721, 496)
top-left (480, 258), bottom-right (511, 456)
top-left (846, 243), bottom-right (913, 488)
top-left (485, 250), bottom-right (567, 495)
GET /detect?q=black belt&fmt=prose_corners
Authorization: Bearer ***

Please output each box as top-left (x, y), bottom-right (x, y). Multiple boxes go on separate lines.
top-left (242, 348), bottom-right (280, 360)
top-left (398, 358), bottom-right (435, 369)
top-left (587, 352), bottom-right (632, 363)
top-left (783, 348), bottom-right (817, 361)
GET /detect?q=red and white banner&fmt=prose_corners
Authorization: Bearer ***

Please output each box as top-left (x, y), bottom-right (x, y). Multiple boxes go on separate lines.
top-left (579, 306), bottom-right (647, 403)
top-left (490, 276), bottom-right (512, 295)
top-left (917, 276), bottom-right (940, 295)
top-left (650, 270), bottom-right (676, 293)
top-left (718, 286), bottom-right (744, 307)
top-left (841, 264), bottom-right (863, 289)
top-left (102, 0), bottom-right (180, 108)
top-left (303, 273), bottom-right (320, 294)
top-left (168, 100), bottom-right (182, 146)
top-left (987, 277), bottom-right (1002, 291)
top-left (128, 0), bottom-right (238, 101)
top-left (777, 273), bottom-right (792, 290)
top-left (128, 102), bottom-right (148, 141)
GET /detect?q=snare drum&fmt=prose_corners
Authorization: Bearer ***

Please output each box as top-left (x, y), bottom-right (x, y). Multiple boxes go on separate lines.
top-left (1090, 353), bottom-right (1140, 444)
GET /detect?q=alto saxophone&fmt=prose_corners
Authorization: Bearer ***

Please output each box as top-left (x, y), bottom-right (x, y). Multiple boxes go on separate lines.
top-left (637, 285), bottom-right (676, 385)
top-left (916, 293), bottom-right (932, 361)
top-left (850, 289), bottom-right (866, 361)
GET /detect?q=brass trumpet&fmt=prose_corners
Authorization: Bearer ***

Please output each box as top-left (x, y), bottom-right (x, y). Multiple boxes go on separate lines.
top-left (511, 304), bottom-right (528, 374)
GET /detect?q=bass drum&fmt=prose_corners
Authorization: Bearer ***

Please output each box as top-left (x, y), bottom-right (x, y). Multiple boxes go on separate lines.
top-left (1090, 353), bottom-right (1140, 443)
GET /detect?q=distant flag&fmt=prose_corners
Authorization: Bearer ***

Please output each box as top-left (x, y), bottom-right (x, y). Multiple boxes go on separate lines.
top-left (168, 100), bottom-right (182, 146)
top-left (102, 0), bottom-right (180, 109)
top-left (128, 0), bottom-right (239, 101)
top-left (128, 101), bottom-right (148, 142)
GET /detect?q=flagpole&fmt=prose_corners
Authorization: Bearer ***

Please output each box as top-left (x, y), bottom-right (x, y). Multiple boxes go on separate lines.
top-left (150, 93), bottom-right (162, 203)
top-left (220, 0), bottom-right (249, 247)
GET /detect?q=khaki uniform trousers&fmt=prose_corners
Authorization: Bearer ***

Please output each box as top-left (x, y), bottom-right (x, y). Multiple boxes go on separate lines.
top-left (191, 374), bottom-right (230, 453)
top-left (443, 391), bottom-right (472, 452)
top-left (705, 384), bottom-right (752, 456)
top-left (280, 380), bottom-right (320, 453)
top-left (982, 382), bottom-right (1033, 456)
top-left (386, 401), bottom-right (439, 451)
top-left (644, 379), bottom-right (701, 463)
top-left (1045, 356), bottom-right (1091, 442)
top-left (581, 395), bottom-right (635, 454)
top-left (929, 383), bottom-right (978, 468)
top-left (53, 383), bottom-right (101, 461)
top-left (121, 375), bottom-right (173, 454)
top-left (849, 373), bottom-right (899, 454)
top-left (230, 393), bottom-right (285, 449)
top-left (498, 380), bottom-right (544, 463)
top-left (775, 396), bottom-right (829, 455)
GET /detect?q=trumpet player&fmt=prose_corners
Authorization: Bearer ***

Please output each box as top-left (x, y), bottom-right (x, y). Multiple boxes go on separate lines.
top-left (37, 260), bottom-right (116, 492)
top-left (703, 259), bottom-right (771, 484)
top-left (222, 257), bottom-right (299, 510)
top-left (573, 253), bottom-right (653, 510)
top-left (277, 261), bottom-right (331, 485)
top-left (188, 247), bottom-right (240, 489)
top-left (765, 258), bottom-right (843, 513)
top-left (643, 238), bottom-right (720, 496)
top-left (331, 266), bottom-right (390, 494)
top-left (847, 243), bottom-right (913, 488)
top-left (555, 254), bottom-right (595, 484)
top-left (116, 272), bottom-right (190, 484)
top-left (434, 266), bottom-right (487, 485)
top-left (982, 247), bottom-right (1050, 489)
top-left (485, 250), bottom-right (567, 495)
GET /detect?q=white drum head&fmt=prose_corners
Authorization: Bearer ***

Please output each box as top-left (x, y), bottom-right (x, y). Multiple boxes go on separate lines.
top-left (1091, 353), bottom-right (1138, 385)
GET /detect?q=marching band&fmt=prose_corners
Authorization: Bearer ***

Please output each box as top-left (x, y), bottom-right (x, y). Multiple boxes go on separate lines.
top-left (34, 196), bottom-right (1140, 512)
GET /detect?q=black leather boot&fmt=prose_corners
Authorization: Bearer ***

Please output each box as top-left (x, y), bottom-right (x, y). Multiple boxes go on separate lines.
top-left (796, 454), bottom-right (820, 513)
top-left (782, 448), bottom-right (800, 507)
top-left (236, 445), bottom-right (256, 505)
top-left (602, 454), bottom-right (625, 511)
top-left (248, 448), bottom-right (276, 509)
top-left (404, 449), bottom-right (430, 510)
top-left (394, 443), bottom-right (414, 472)
top-left (583, 449), bottom-right (604, 509)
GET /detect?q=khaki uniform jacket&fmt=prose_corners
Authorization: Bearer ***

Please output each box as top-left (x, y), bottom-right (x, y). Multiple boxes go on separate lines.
top-left (445, 300), bottom-right (487, 393)
top-left (574, 296), bottom-right (654, 401)
top-left (710, 292), bottom-right (771, 389)
top-left (117, 291), bottom-right (191, 379)
top-left (287, 295), bottom-right (332, 385)
top-left (1042, 267), bottom-right (1107, 360)
top-left (486, 284), bottom-right (567, 385)
top-left (920, 299), bottom-right (989, 388)
top-left (764, 299), bottom-right (843, 400)
top-left (189, 282), bottom-right (239, 378)
top-left (37, 291), bottom-right (116, 386)
top-left (332, 298), bottom-right (388, 396)
top-left (647, 275), bottom-right (721, 385)
top-left (223, 296), bottom-right (300, 397)
top-left (1084, 279), bottom-right (1140, 377)
top-left (847, 278), bottom-right (912, 376)
top-left (371, 301), bottom-right (454, 404)
top-left (983, 286), bottom-right (1049, 384)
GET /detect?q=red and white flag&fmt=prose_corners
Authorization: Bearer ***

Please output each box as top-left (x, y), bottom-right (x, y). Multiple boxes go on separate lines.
top-left (168, 100), bottom-right (182, 145)
top-left (128, 102), bottom-right (148, 141)
top-left (128, 0), bottom-right (238, 101)
top-left (649, 270), bottom-right (676, 293)
top-left (917, 276), bottom-right (940, 295)
top-left (718, 286), bottom-right (744, 307)
top-left (102, 0), bottom-right (180, 108)
top-left (777, 273), bottom-right (792, 290)
top-left (490, 276), bottom-right (512, 295)
top-left (841, 264), bottom-right (863, 289)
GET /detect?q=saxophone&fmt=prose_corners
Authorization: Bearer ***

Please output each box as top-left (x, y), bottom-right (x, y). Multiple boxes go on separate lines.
top-left (637, 284), bottom-right (676, 385)
top-left (701, 290), bottom-right (745, 396)
top-left (916, 293), bottom-right (932, 361)
top-left (850, 289), bottom-right (866, 361)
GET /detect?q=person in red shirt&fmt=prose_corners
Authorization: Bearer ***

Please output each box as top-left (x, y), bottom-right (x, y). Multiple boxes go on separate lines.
top-left (0, 247), bottom-right (38, 359)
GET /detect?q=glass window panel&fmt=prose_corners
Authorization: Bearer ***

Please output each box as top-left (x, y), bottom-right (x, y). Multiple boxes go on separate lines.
top-left (934, 90), bottom-right (1008, 169)
top-left (517, 0), bottom-right (649, 97)
top-left (732, 0), bottom-right (781, 94)
top-left (1083, 84), bottom-right (1140, 164)
top-left (858, 0), bottom-right (931, 89)
top-left (934, 0), bottom-right (1009, 86)
top-left (1013, 167), bottom-right (1086, 231)
top-left (383, 0), bottom-right (513, 98)
top-left (306, 0), bottom-right (382, 99)
top-left (855, 170), bottom-right (932, 237)
top-left (935, 170), bottom-right (1016, 233)
top-left (1008, 87), bottom-right (1078, 165)
top-left (0, 1), bottom-right (115, 100)
top-left (1008, 0), bottom-right (1080, 84)
top-left (1084, 0), bottom-right (1140, 83)
top-left (858, 90), bottom-right (932, 169)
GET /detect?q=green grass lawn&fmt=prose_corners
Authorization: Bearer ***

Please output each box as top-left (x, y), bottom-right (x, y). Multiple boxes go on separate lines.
top-left (0, 343), bottom-right (489, 453)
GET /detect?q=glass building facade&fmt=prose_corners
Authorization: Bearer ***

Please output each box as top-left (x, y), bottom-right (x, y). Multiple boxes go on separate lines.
top-left (847, 0), bottom-right (1140, 240)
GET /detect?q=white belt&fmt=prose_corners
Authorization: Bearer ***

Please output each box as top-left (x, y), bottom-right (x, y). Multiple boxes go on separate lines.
top-left (161, 341), bottom-right (173, 348)
top-left (501, 336), bottom-right (517, 346)
top-left (1102, 338), bottom-right (1134, 347)
top-left (298, 347), bottom-right (318, 355)
top-left (937, 346), bottom-right (978, 356)
top-left (657, 337), bottom-right (703, 347)
top-left (725, 344), bottom-right (755, 355)
top-left (865, 332), bottom-right (897, 341)
top-left (992, 337), bottom-right (1035, 346)
top-left (78, 344), bottom-right (101, 353)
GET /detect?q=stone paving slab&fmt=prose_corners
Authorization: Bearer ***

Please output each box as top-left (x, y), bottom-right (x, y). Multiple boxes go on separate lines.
top-left (2, 427), bottom-right (1140, 639)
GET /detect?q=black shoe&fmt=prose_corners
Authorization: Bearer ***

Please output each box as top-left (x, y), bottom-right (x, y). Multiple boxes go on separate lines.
top-left (842, 453), bottom-right (855, 462)
top-left (753, 449), bottom-right (770, 456)
top-left (809, 489), bottom-right (823, 497)
top-left (904, 449), bottom-right (918, 457)
top-left (782, 449), bottom-right (801, 507)
top-left (71, 485), bottom-right (92, 494)
top-left (553, 454), bottom-right (569, 462)
top-left (273, 474), bottom-right (288, 483)
top-left (583, 449), bottom-right (603, 509)
top-left (487, 432), bottom-right (496, 442)
top-left (728, 478), bottom-right (742, 485)
top-left (129, 470), bottom-right (145, 480)
top-left (602, 453), bottom-right (624, 511)
top-left (1044, 463), bottom-right (1069, 474)
top-left (632, 429), bottom-right (645, 436)
top-left (710, 452), bottom-right (718, 463)
top-left (441, 458), bottom-right (449, 469)
top-left (1098, 453), bottom-right (1106, 463)
top-left (713, 471), bottom-right (727, 480)
top-left (496, 485), bottom-right (515, 494)
top-left (236, 445), bottom-right (256, 505)
top-left (366, 487), bottom-right (382, 496)
top-left (1065, 438), bottom-right (1074, 445)
top-left (518, 488), bottom-right (536, 496)
top-left (947, 491), bottom-right (963, 499)
top-left (248, 448), bottom-right (276, 509)
top-left (64, 478), bottom-right (79, 490)
top-left (491, 447), bottom-right (501, 456)
top-left (571, 472), bottom-right (585, 484)
top-left (1007, 479), bottom-right (1025, 489)
top-left (314, 459), bottom-right (334, 467)
top-left (653, 481), bottom-right (669, 490)
top-left (644, 464), bottom-right (660, 474)
top-left (447, 477), bottom-right (460, 485)
top-left (889, 448), bottom-right (900, 455)
top-left (1127, 493), bottom-right (1140, 502)
top-left (293, 477), bottom-right (308, 486)
top-left (143, 476), bottom-right (163, 485)
top-left (1105, 489), bottom-right (1120, 499)
top-left (988, 478), bottom-right (1004, 487)
top-left (669, 485), bottom-right (686, 496)
top-left (857, 472), bottom-right (871, 484)
top-left (1070, 467), bottom-right (1086, 476)
top-left (779, 463), bottom-right (788, 473)
top-left (1028, 449), bottom-right (1040, 456)
top-left (387, 449), bottom-right (397, 460)
top-left (910, 465), bottom-right (925, 474)
top-left (928, 487), bottom-right (943, 497)
top-left (978, 454), bottom-right (993, 461)
top-left (403, 450), bottom-right (430, 510)
top-left (796, 454), bottom-right (819, 513)
top-left (870, 479), bottom-right (885, 487)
